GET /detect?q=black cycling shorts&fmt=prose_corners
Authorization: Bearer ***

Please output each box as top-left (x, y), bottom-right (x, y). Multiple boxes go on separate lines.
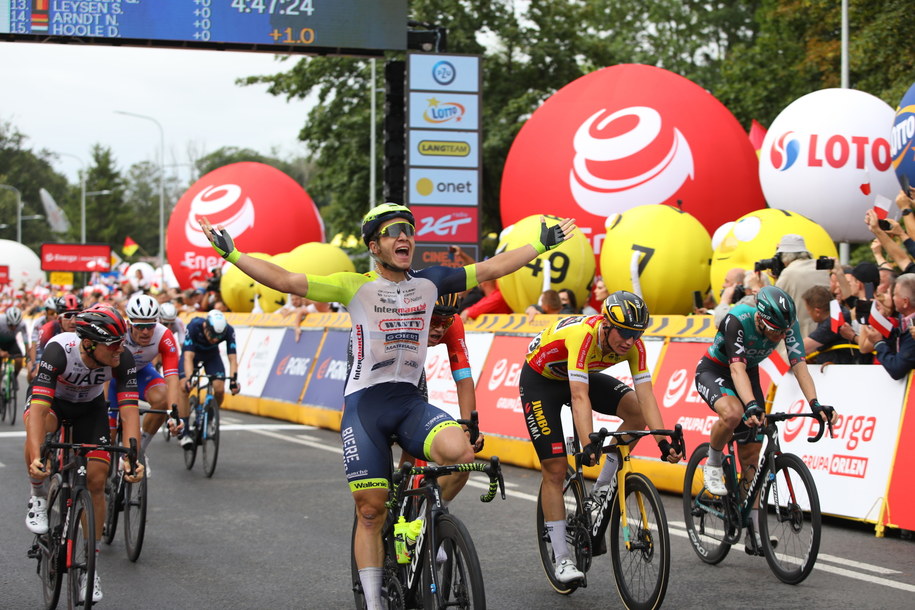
top-left (694, 357), bottom-right (765, 437)
top-left (30, 393), bottom-right (112, 464)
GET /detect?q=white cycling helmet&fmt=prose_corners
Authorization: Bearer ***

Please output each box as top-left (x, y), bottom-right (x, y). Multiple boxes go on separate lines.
top-left (5, 306), bottom-right (22, 326)
top-left (205, 309), bottom-right (227, 337)
top-left (159, 302), bottom-right (178, 323)
top-left (43, 296), bottom-right (57, 312)
top-left (126, 294), bottom-right (160, 321)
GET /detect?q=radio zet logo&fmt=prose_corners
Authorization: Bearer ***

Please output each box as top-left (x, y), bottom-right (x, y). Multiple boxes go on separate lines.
top-left (769, 133), bottom-right (891, 172)
top-left (416, 212), bottom-right (473, 237)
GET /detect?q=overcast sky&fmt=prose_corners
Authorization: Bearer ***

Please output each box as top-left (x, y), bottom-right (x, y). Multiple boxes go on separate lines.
top-left (0, 41), bottom-right (315, 185)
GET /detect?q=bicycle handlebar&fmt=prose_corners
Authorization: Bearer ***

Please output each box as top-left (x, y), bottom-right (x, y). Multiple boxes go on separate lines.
top-left (577, 424), bottom-right (686, 466)
top-left (455, 410), bottom-right (480, 448)
top-left (388, 456), bottom-right (505, 509)
top-left (761, 411), bottom-right (833, 443)
top-left (42, 435), bottom-right (139, 474)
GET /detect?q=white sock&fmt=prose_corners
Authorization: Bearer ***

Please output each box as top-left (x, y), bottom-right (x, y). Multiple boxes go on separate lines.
top-left (359, 567), bottom-right (383, 610)
top-left (29, 477), bottom-right (48, 498)
top-left (594, 452), bottom-right (619, 489)
top-left (707, 447), bottom-right (724, 467)
top-left (750, 508), bottom-right (760, 533)
top-left (546, 520), bottom-right (569, 560)
top-left (141, 431), bottom-right (153, 454)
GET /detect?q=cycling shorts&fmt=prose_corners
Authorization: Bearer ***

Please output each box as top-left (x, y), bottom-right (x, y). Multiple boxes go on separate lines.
top-left (27, 393), bottom-right (111, 464)
top-left (108, 363), bottom-right (165, 425)
top-left (178, 349), bottom-right (225, 380)
top-left (695, 357), bottom-right (765, 437)
top-left (341, 382), bottom-right (460, 493)
top-left (518, 362), bottom-right (631, 461)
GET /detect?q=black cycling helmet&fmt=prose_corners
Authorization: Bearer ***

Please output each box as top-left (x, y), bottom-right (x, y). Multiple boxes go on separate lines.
top-left (433, 293), bottom-right (463, 317)
top-left (56, 294), bottom-right (82, 314)
top-left (755, 285), bottom-right (796, 332)
top-left (601, 290), bottom-right (650, 338)
top-left (361, 203), bottom-right (415, 247)
top-left (75, 304), bottom-right (127, 344)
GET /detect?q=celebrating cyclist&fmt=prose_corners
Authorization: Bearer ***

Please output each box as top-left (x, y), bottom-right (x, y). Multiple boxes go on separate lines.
top-left (198, 203), bottom-right (574, 610)
top-left (108, 294), bottom-right (182, 461)
top-left (159, 301), bottom-right (187, 347)
top-left (520, 290), bottom-right (682, 583)
top-left (27, 297), bottom-right (57, 382)
top-left (177, 309), bottom-right (239, 449)
top-left (0, 306), bottom-right (29, 389)
top-left (694, 285), bottom-right (837, 554)
top-left (24, 304), bottom-right (142, 603)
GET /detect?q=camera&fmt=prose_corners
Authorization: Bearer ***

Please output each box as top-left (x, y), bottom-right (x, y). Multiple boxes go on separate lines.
top-left (754, 255), bottom-right (785, 277)
top-left (732, 284), bottom-right (746, 302)
top-left (815, 256), bottom-right (835, 271)
top-left (877, 218), bottom-right (892, 231)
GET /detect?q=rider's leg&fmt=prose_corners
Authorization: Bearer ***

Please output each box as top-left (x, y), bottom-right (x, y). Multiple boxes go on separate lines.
top-left (141, 384), bottom-right (168, 452)
top-left (353, 487), bottom-right (388, 609)
top-left (709, 395), bottom-right (743, 462)
top-left (429, 425), bottom-right (474, 502)
top-left (211, 378), bottom-right (225, 407)
top-left (87, 458), bottom-right (109, 541)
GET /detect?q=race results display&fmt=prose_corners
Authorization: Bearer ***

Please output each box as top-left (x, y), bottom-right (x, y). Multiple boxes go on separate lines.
top-left (0, 0), bottom-right (406, 54)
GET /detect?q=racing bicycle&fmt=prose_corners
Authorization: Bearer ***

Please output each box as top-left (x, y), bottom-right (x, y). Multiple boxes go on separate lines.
top-left (536, 425), bottom-right (684, 610)
top-left (183, 364), bottom-right (221, 477)
top-left (0, 356), bottom-right (18, 425)
top-left (682, 412), bottom-right (832, 584)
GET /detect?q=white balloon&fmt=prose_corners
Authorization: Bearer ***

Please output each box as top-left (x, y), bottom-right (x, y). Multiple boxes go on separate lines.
top-left (126, 261), bottom-right (156, 292)
top-left (710, 221), bottom-right (735, 251)
top-left (759, 88), bottom-right (897, 242)
top-left (0, 239), bottom-right (45, 287)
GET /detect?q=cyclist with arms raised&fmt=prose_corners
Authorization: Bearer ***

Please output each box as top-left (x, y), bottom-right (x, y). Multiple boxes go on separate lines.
top-left (198, 204), bottom-right (574, 610)
top-left (24, 304), bottom-right (142, 602)
top-left (520, 290), bottom-right (682, 583)
top-left (695, 285), bottom-right (838, 553)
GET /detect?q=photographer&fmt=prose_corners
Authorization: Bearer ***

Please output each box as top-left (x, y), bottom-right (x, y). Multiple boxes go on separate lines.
top-left (713, 269), bottom-right (770, 326)
top-left (757, 234), bottom-right (830, 337)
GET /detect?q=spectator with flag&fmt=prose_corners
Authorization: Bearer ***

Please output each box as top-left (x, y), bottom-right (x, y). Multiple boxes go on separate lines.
top-left (122, 236), bottom-right (140, 257)
top-left (800, 285), bottom-right (862, 364)
top-left (860, 274), bottom-right (915, 379)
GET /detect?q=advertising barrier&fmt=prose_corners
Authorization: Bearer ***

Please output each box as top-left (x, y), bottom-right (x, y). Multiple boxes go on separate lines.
top-left (218, 311), bottom-right (914, 535)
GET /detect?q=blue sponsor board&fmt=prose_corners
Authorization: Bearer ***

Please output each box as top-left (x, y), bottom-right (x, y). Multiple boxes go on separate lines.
top-left (261, 330), bottom-right (320, 403)
top-left (303, 330), bottom-right (350, 411)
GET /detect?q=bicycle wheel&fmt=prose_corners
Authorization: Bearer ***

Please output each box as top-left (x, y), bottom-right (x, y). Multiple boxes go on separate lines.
top-left (536, 468), bottom-right (587, 594)
top-left (183, 396), bottom-right (199, 470)
top-left (39, 475), bottom-right (64, 610)
top-left (9, 371), bottom-right (17, 425)
top-left (424, 514), bottom-right (485, 609)
top-left (202, 399), bottom-right (220, 478)
top-left (682, 443), bottom-right (732, 565)
top-left (102, 468), bottom-right (121, 545)
top-left (609, 472), bottom-right (670, 610)
top-left (758, 452), bottom-right (821, 584)
top-left (66, 489), bottom-right (97, 609)
top-left (123, 459), bottom-right (148, 562)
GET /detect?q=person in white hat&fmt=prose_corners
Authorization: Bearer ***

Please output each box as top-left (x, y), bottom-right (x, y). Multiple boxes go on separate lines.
top-left (770, 234), bottom-right (831, 337)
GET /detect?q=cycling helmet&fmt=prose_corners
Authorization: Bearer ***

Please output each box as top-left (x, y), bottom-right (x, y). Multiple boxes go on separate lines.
top-left (56, 294), bottom-right (82, 314)
top-left (43, 296), bottom-right (57, 312)
top-left (601, 291), bottom-right (650, 333)
top-left (755, 285), bottom-right (796, 331)
top-left (159, 302), bottom-right (178, 323)
top-left (5, 306), bottom-right (22, 326)
top-left (126, 294), bottom-right (160, 321)
top-left (361, 203), bottom-right (415, 247)
top-left (205, 310), bottom-right (228, 338)
top-left (75, 303), bottom-right (127, 344)
top-left (433, 293), bottom-right (463, 317)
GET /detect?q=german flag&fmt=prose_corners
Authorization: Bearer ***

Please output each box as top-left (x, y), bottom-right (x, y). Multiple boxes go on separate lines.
top-left (31, 0), bottom-right (50, 32)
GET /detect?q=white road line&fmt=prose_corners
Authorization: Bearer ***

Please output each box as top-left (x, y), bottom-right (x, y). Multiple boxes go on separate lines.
top-left (0, 430), bottom-right (24, 438)
top-left (247, 427), bottom-right (340, 453)
top-left (220, 424), bottom-right (316, 432)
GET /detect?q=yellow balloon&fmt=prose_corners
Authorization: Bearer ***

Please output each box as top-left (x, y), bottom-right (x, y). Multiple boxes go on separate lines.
top-left (254, 243), bottom-right (357, 312)
top-left (255, 252), bottom-right (295, 313)
top-left (495, 214), bottom-right (595, 313)
top-left (710, 209), bottom-right (838, 291)
top-left (600, 205), bottom-right (712, 315)
top-left (220, 252), bottom-right (270, 313)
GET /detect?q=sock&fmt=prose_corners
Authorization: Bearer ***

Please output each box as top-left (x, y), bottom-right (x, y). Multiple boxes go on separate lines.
top-left (594, 452), bottom-right (620, 489)
top-left (141, 431), bottom-right (153, 453)
top-left (442, 497), bottom-right (451, 509)
top-left (546, 520), bottom-right (569, 560)
top-left (358, 567), bottom-right (383, 610)
top-left (750, 508), bottom-right (760, 536)
top-left (29, 477), bottom-right (48, 498)
top-left (707, 446), bottom-right (723, 467)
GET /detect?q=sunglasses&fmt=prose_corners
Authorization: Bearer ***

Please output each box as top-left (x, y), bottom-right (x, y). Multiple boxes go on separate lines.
top-left (609, 325), bottom-right (643, 341)
top-left (99, 339), bottom-right (124, 351)
top-left (60, 312), bottom-right (78, 319)
top-left (759, 318), bottom-right (787, 335)
top-left (430, 314), bottom-right (455, 330)
top-left (378, 222), bottom-right (415, 239)
top-left (131, 322), bottom-right (157, 331)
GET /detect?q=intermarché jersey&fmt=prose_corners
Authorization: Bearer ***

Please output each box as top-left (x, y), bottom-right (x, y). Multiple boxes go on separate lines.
top-left (525, 314), bottom-right (651, 384)
top-left (705, 303), bottom-right (805, 369)
top-left (305, 266), bottom-right (473, 396)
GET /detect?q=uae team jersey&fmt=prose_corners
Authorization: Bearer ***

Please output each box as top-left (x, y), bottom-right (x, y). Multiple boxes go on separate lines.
top-left (525, 315), bottom-right (651, 385)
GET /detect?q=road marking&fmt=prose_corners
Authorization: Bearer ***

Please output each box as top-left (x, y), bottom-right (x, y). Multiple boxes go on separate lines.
top-left (221, 424), bottom-right (316, 432)
top-left (248, 427), bottom-right (339, 453)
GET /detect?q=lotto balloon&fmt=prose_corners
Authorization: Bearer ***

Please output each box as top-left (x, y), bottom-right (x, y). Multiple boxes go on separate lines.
top-left (0, 240), bottom-right (44, 287)
top-left (709, 209), bottom-right (837, 291)
top-left (892, 82), bottom-right (915, 192)
top-left (166, 162), bottom-right (325, 289)
top-left (501, 64), bottom-right (764, 257)
top-left (219, 253), bottom-right (270, 313)
top-left (600, 205), bottom-right (711, 315)
top-left (760, 89), bottom-right (897, 242)
top-left (495, 215), bottom-right (595, 313)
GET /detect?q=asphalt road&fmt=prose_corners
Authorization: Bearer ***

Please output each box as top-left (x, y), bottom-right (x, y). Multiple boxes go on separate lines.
top-left (1, 390), bottom-right (913, 609)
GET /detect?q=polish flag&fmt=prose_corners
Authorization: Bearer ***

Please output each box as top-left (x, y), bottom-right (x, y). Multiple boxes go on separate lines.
top-left (869, 300), bottom-right (897, 338)
top-left (760, 349), bottom-right (790, 385)
top-left (830, 300), bottom-right (844, 333)
top-left (873, 194), bottom-right (893, 220)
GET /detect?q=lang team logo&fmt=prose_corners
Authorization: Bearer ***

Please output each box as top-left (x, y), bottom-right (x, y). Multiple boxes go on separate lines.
top-left (770, 131), bottom-right (800, 171)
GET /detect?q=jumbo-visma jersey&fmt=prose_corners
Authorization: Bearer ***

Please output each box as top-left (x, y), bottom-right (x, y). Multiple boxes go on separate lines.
top-left (525, 315), bottom-right (651, 384)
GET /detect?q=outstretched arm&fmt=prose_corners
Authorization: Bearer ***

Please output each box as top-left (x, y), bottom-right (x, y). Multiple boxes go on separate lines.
top-left (474, 216), bottom-right (577, 283)
top-left (198, 217), bottom-right (310, 296)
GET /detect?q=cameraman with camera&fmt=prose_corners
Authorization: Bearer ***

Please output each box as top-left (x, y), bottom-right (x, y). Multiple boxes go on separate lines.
top-left (712, 268), bottom-right (769, 326)
top-left (756, 234), bottom-right (831, 337)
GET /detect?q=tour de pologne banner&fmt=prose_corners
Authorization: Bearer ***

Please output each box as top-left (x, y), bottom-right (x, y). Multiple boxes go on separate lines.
top-left (423, 332), bottom-right (495, 421)
top-left (260, 329), bottom-right (322, 403)
top-left (302, 330), bottom-right (349, 411)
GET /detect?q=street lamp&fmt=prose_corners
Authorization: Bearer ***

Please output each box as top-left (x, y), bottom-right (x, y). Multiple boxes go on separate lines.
top-left (114, 110), bottom-right (165, 267)
top-left (0, 214), bottom-right (43, 231)
top-left (0, 184), bottom-right (22, 242)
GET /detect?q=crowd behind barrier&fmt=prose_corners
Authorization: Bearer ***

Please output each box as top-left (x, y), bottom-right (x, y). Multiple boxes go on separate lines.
top-left (178, 310), bottom-right (913, 537)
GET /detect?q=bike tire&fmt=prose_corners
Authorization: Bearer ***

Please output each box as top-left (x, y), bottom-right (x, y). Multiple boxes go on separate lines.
top-left (124, 458), bottom-right (148, 562)
top-left (183, 396), bottom-right (199, 470)
top-left (102, 468), bottom-right (121, 545)
top-left (758, 452), bottom-right (822, 584)
top-left (426, 513), bottom-right (486, 609)
top-left (609, 472), bottom-right (670, 610)
top-left (39, 474), bottom-right (64, 610)
top-left (66, 489), bottom-right (96, 609)
top-left (202, 399), bottom-right (220, 478)
top-left (535, 468), bottom-right (586, 595)
top-left (682, 443), bottom-right (732, 565)
top-left (9, 373), bottom-right (17, 425)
